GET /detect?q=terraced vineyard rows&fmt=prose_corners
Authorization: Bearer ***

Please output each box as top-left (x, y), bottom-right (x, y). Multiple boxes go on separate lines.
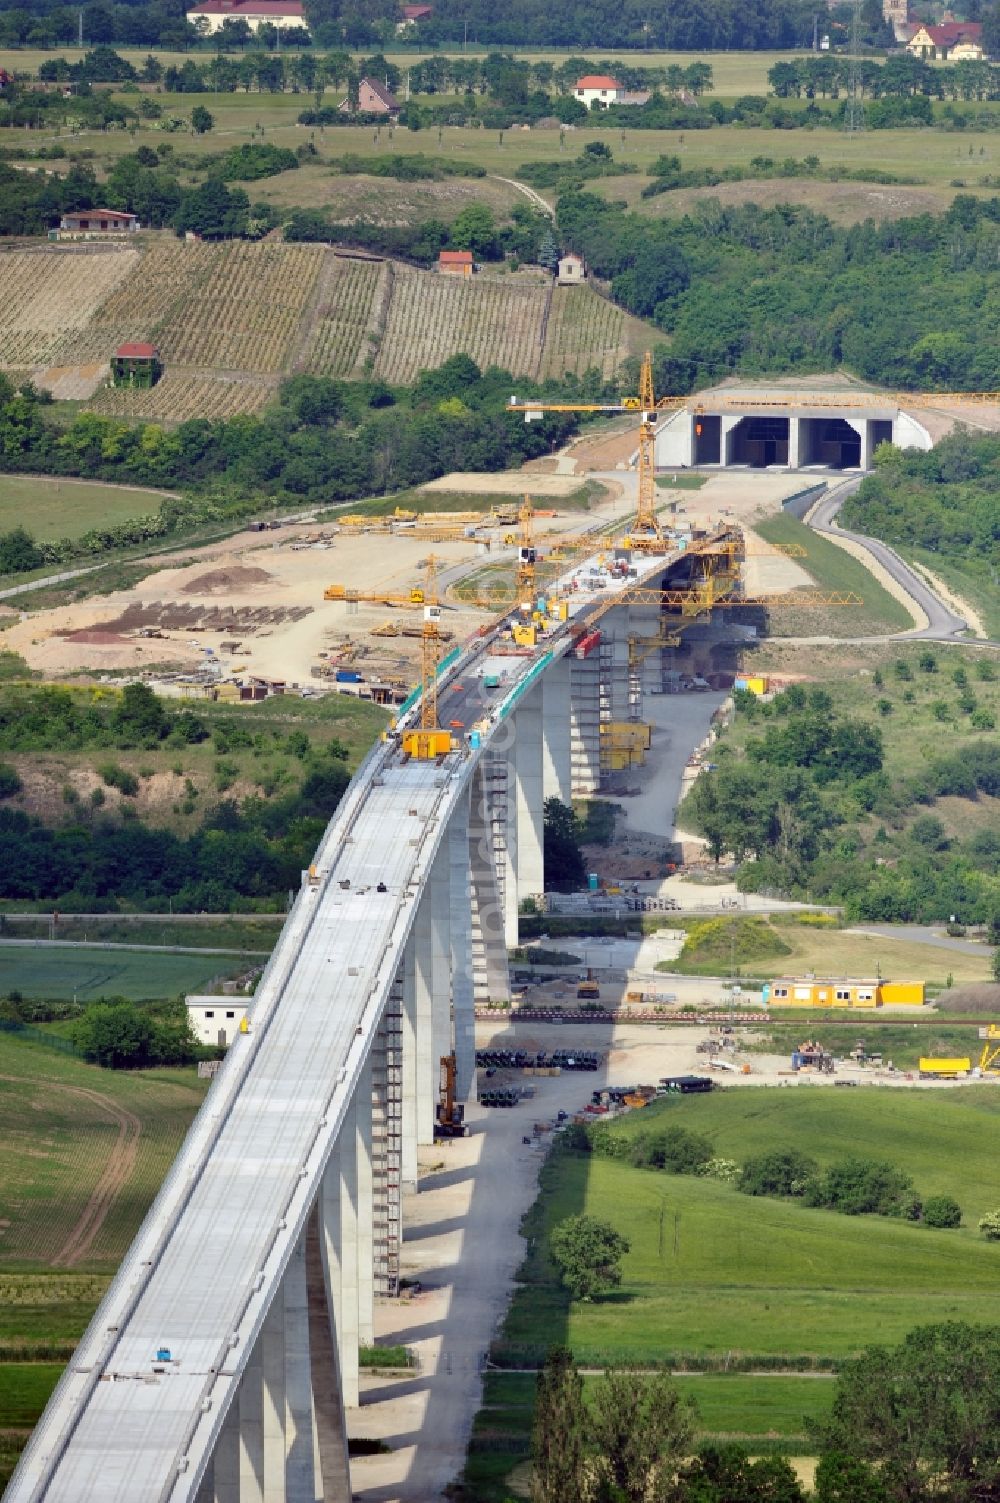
top-left (89, 373), bottom-right (274, 422)
top-left (300, 257), bottom-right (385, 377)
top-left (50, 241), bottom-right (217, 365)
top-left (0, 249), bottom-right (137, 368)
top-left (154, 242), bottom-right (324, 373)
top-left (374, 270), bottom-right (549, 384)
top-left (538, 286), bottom-right (631, 380)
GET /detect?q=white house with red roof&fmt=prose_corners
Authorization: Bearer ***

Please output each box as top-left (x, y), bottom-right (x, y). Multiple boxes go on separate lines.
top-left (185, 0), bottom-right (307, 32)
top-left (574, 73), bottom-right (624, 108)
top-left (906, 19), bottom-right (983, 56)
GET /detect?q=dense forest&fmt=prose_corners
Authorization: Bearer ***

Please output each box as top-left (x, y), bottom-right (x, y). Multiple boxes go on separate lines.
top-left (556, 190), bottom-right (1000, 393)
top-left (684, 683), bottom-right (1000, 924)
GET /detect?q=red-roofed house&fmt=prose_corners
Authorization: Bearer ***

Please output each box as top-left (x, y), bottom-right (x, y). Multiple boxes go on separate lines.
top-left (59, 208), bottom-right (139, 238)
top-left (438, 249), bottom-right (473, 277)
top-left (339, 77), bottom-right (401, 117)
top-left (0, 69), bottom-right (12, 92)
top-left (185, 0), bottom-right (307, 32)
top-left (112, 342), bottom-right (161, 389)
top-left (574, 74), bottom-right (624, 108)
top-left (401, 4), bottom-right (433, 19)
top-left (907, 20), bottom-right (983, 56)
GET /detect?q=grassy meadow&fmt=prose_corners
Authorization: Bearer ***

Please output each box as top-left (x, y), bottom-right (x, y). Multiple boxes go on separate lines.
top-left (0, 477), bottom-right (179, 543)
top-left (0, 940), bottom-right (251, 999)
top-left (754, 510), bottom-right (914, 635)
top-left (466, 1085), bottom-right (1000, 1499)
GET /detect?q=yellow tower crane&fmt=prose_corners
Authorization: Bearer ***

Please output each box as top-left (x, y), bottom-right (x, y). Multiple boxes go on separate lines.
top-left (401, 556), bottom-right (455, 760)
top-left (507, 351), bottom-right (684, 552)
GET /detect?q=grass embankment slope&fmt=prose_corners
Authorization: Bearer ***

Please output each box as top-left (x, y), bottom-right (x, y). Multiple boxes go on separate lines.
top-left (465, 1086), bottom-right (1000, 1499)
top-left (0, 1032), bottom-right (209, 1485)
top-left (754, 510), bottom-right (913, 638)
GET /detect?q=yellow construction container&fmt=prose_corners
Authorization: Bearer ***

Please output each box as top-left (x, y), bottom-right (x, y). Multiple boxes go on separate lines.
top-left (402, 729), bottom-right (453, 759)
top-left (919, 1057), bottom-right (971, 1077)
top-left (600, 721), bottom-right (652, 751)
top-left (767, 978), bottom-right (879, 1008)
top-left (880, 981), bottom-right (925, 1006)
top-left (512, 624), bottom-right (537, 647)
top-left (549, 600), bottom-right (569, 622)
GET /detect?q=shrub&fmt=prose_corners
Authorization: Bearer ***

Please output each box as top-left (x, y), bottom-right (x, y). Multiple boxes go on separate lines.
top-left (923, 1195), bottom-right (962, 1229)
top-left (978, 1210), bottom-right (1000, 1240)
top-left (0, 762), bottom-right (22, 798)
top-left (803, 1156), bottom-right (921, 1219)
top-left (98, 762), bottom-right (139, 796)
top-left (697, 1157), bottom-right (739, 1183)
top-left (738, 1148), bottom-right (818, 1198)
top-left (630, 1126), bottom-right (713, 1175)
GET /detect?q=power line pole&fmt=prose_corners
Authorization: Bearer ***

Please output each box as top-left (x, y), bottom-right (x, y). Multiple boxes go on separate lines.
top-left (845, 0), bottom-right (866, 134)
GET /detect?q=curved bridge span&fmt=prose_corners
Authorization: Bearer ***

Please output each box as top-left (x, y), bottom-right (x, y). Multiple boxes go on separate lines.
top-left (7, 530), bottom-right (733, 1503)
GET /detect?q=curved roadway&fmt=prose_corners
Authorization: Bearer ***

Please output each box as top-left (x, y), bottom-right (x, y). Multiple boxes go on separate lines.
top-left (806, 477), bottom-right (971, 642)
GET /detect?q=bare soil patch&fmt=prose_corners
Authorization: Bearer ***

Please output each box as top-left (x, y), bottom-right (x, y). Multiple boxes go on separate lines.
top-left (181, 565), bottom-right (274, 595)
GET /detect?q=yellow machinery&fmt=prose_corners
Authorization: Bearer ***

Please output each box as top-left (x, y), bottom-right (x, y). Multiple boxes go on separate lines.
top-left (919, 1058), bottom-right (971, 1078)
top-left (401, 557), bottom-right (456, 760)
top-left (435, 1053), bottom-right (468, 1138)
top-left (979, 1025), bottom-right (1000, 1074)
top-left (324, 581), bottom-right (426, 608)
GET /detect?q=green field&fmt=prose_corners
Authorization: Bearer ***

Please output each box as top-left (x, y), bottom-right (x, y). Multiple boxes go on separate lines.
top-left (500, 1087), bottom-right (1000, 1365)
top-left (0, 941), bottom-right (252, 999)
top-left (754, 510), bottom-right (913, 636)
top-left (0, 477), bottom-right (177, 544)
top-left (468, 1085), bottom-right (1000, 1496)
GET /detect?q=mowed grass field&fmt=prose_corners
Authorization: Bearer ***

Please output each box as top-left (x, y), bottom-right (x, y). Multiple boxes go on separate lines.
top-left (0, 1031), bottom-right (208, 1273)
top-left (0, 477), bottom-right (176, 543)
top-left (500, 1087), bottom-right (1000, 1366)
top-left (0, 941), bottom-right (250, 999)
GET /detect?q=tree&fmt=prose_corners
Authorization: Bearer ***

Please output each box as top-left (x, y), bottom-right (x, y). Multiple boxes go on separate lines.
top-left (550, 1214), bottom-right (629, 1301)
top-left (922, 1194), bottom-right (961, 1229)
top-left (738, 1148), bottom-right (817, 1198)
top-left (818, 1323), bottom-right (1000, 1502)
top-left (191, 104), bottom-right (215, 134)
top-left (682, 1444), bottom-right (805, 1502)
top-left (812, 1453), bottom-right (888, 1503)
top-left (543, 797), bottom-right (585, 891)
top-left (75, 1000), bottom-right (155, 1068)
top-left (450, 202), bottom-right (499, 258)
top-left (589, 1369), bottom-right (696, 1503)
top-left (530, 1347), bottom-right (586, 1503)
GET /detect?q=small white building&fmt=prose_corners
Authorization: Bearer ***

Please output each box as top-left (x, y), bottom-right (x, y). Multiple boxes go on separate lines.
top-left (186, 0), bottom-right (307, 32)
top-left (573, 74), bottom-right (624, 109)
top-left (186, 995), bottom-right (248, 1048)
top-left (557, 251), bottom-right (586, 284)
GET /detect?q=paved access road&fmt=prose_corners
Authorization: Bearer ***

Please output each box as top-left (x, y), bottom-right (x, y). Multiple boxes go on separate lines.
top-left (808, 478), bottom-right (969, 641)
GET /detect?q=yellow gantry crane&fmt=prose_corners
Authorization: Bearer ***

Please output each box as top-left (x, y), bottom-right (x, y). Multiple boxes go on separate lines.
top-left (508, 351), bottom-right (683, 551)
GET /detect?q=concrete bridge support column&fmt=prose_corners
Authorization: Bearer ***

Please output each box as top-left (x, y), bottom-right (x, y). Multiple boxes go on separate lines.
top-left (430, 840), bottom-right (453, 1098)
top-left (468, 763), bottom-right (510, 1004)
top-left (449, 802), bottom-right (475, 1100)
top-left (319, 1107), bottom-right (361, 1410)
top-left (511, 689), bottom-right (544, 925)
top-left (542, 659), bottom-right (573, 805)
top-left (355, 1054), bottom-right (375, 1348)
top-left (305, 1211), bottom-right (352, 1503)
top-left (570, 651), bottom-right (601, 795)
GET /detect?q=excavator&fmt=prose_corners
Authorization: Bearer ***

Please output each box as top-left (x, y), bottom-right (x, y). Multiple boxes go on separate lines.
top-left (435, 1053), bottom-right (468, 1138)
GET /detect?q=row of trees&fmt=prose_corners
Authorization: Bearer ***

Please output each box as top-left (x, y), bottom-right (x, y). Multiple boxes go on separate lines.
top-left (769, 51), bottom-right (1000, 100)
top-left (530, 1325), bottom-right (1000, 1502)
top-left (0, 362), bottom-right (582, 544)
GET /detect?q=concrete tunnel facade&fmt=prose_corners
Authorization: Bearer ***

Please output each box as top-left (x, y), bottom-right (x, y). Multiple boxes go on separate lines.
top-left (655, 389), bottom-right (933, 473)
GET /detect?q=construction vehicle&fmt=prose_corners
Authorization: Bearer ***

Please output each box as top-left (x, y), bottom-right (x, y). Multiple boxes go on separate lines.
top-left (577, 968), bottom-right (601, 1001)
top-left (979, 1025), bottom-right (1000, 1074)
top-left (791, 1041), bottom-right (834, 1074)
top-left (919, 1057), bottom-right (971, 1079)
top-left (435, 1053), bottom-right (468, 1138)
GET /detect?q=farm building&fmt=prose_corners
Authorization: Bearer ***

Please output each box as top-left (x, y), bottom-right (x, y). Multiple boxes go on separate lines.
top-left (185, 0), bottom-right (307, 31)
top-left (400, 3), bottom-right (432, 17)
top-left (558, 252), bottom-right (586, 284)
top-left (764, 978), bottom-right (925, 1009)
top-left (906, 20), bottom-right (983, 56)
top-left (186, 996), bottom-right (248, 1047)
top-left (574, 74), bottom-right (624, 108)
top-left (58, 209), bottom-right (139, 239)
top-left (438, 249), bottom-right (474, 277)
top-left (111, 342), bottom-right (161, 389)
top-left (339, 77), bottom-right (400, 117)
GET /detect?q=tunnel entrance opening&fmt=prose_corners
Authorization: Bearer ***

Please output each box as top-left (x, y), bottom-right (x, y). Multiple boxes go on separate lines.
top-left (693, 414), bottom-right (721, 465)
top-left (799, 417), bottom-right (862, 469)
top-left (726, 416), bottom-right (789, 467)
